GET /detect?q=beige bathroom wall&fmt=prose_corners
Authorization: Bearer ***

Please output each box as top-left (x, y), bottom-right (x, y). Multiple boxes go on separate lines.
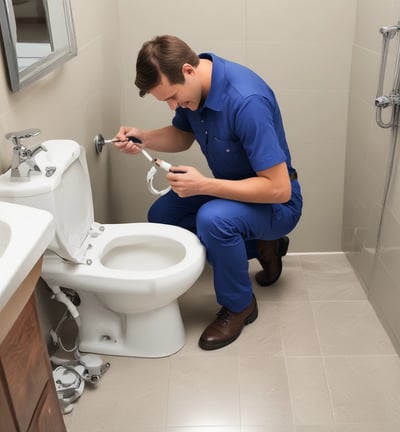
top-left (344, 0), bottom-right (400, 352)
top-left (0, 0), bottom-right (121, 223)
top-left (113, 0), bottom-right (357, 252)
top-left (0, 1), bottom-right (359, 252)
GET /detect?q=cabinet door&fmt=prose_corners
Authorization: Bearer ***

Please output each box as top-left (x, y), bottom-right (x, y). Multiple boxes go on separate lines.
top-left (0, 295), bottom-right (49, 432)
top-left (0, 369), bottom-right (18, 432)
top-left (28, 381), bottom-right (65, 432)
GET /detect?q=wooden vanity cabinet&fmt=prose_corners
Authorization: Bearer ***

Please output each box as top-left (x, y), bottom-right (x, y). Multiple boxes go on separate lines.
top-left (0, 259), bottom-right (65, 432)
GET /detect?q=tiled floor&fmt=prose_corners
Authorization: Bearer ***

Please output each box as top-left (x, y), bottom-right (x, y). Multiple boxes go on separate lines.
top-left (64, 254), bottom-right (400, 432)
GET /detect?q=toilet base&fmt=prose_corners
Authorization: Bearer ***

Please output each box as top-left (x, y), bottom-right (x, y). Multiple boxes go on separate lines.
top-left (78, 295), bottom-right (186, 358)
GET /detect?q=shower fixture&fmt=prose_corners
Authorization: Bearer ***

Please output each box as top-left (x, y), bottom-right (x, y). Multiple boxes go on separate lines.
top-left (375, 22), bottom-right (400, 128)
top-left (380, 24), bottom-right (400, 36)
top-left (373, 22), bottom-right (400, 248)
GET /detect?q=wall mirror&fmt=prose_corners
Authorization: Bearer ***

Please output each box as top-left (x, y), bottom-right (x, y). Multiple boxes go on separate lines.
top-left (0, 0), bottom-right (77, 91)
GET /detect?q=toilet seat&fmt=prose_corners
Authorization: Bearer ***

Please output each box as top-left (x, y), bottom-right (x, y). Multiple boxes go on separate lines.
top-left (41, 222), bottom-right (205, 305)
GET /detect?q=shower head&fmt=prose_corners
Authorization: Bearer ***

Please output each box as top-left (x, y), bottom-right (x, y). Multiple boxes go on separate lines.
top-left (380, 25), bottom-right (400, 38)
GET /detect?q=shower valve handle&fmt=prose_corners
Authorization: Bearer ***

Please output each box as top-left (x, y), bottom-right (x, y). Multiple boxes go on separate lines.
top-left (375, 96), bottom-right (392, 108)
top-left (375, 94), bottom-right (400, 108)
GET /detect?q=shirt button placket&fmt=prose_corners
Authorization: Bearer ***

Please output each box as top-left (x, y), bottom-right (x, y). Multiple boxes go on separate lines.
top-left (200, 118), bottom-right (209, 149)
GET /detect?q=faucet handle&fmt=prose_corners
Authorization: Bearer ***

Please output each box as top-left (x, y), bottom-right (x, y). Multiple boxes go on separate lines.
top-left (5, 128), bottom-right (41, 146)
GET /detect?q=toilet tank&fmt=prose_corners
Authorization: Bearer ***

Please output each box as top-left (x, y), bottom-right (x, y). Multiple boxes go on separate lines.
top-left (0, 140), bottom-right (94, 263)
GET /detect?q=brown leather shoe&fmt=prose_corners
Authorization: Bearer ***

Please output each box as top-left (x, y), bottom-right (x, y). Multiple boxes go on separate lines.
top-left (198, 295), bottom-right (258, 350)
top-left (255, 236), bottom-right (289, 287)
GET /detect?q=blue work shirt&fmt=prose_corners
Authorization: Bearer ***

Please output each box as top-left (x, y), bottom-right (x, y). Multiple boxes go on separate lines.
top-left (172, 53), bottom-right (294, 181)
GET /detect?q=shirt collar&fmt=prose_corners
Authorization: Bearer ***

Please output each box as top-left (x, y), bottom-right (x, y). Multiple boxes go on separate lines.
top-left (199, 52), bottom-right (225, 112)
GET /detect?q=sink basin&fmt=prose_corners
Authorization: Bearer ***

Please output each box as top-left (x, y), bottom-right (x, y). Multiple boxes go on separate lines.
top-left (0, 201), bottom-right (54, 311)
top-left (0, 220), bottom-right (11, 258)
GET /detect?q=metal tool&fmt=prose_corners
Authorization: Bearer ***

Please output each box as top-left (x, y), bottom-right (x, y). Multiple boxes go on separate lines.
top-left (94, 133), bottom-right (173, 195)
top-left (95, 133), bottom-right (150, 159)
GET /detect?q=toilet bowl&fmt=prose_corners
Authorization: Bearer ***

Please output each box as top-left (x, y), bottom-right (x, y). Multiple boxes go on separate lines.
top-left (0, 139), bottom-right (205, 357)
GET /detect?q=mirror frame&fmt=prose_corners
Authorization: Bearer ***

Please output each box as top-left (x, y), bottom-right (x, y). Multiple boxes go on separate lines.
top-left (0, 0), bottom-right (77, 91)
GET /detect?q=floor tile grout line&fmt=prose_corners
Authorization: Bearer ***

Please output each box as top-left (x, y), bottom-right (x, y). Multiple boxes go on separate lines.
top-left (309, 295), bottom-right (338, 426)
top-left (236, 354), bottom-right (243, 430)
top-left (279, 301), bottom-right (297, 429)
top-left (164, 356), bottom-right (172, 431)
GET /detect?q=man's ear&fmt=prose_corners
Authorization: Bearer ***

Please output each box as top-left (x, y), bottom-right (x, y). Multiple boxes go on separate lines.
top-left (182, 63), bottom-right (195, 76)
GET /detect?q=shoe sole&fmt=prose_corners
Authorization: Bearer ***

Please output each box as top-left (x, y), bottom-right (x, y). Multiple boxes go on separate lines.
top-left (198, 303), bottom-right (259, 351)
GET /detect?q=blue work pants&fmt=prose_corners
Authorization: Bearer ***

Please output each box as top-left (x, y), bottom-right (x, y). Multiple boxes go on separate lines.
top-left (147, 181), bottom-right (302, 312)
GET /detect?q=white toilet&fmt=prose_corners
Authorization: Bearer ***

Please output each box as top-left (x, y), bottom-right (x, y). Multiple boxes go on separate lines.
top-left (0, 140), bottom-right (205, 357)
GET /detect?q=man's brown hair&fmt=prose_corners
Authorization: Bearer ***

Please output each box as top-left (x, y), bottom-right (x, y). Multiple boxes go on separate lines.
top-left (135, 35), bottom-right (200, 97)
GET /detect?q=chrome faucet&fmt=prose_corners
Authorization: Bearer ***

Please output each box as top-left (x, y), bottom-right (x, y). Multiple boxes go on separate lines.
top-left (5, 128), bottom-right (46, 181)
